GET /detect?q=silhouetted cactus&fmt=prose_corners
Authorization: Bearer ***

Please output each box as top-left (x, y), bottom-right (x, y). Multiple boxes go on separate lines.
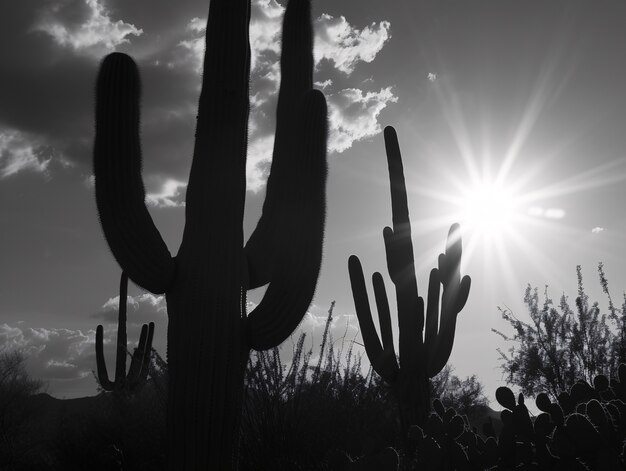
top-left (95, 272), bottom-right (154, 393)
top-left (348, 126), bottom-right (471, 432)
top-left (93, 0), bottom-right (327, 468)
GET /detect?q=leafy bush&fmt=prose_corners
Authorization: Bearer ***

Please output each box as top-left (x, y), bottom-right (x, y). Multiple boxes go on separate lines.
top-left (494, 263), bottom-right (626, 399)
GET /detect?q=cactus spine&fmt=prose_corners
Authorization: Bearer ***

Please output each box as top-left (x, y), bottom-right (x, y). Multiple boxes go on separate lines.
top-left (93, 0), bottom-right (327, 468)
top-left (95, 272), bottom-right (155, 393)
top-left (348, 126), bottom-right (470, 432)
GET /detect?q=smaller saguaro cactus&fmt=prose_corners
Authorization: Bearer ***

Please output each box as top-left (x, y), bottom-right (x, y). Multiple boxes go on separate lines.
top-left (348, 126), bottom-right (471, 432)
top-left (96, 272), bottom-right (155, 392)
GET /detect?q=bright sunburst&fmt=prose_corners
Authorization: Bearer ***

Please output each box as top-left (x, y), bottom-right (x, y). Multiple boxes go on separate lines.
top-left (458, 181), bottom-right (521, 237)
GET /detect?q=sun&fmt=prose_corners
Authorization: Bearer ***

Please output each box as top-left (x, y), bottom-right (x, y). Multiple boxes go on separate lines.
top-left (458, 181), bottom-right (521, 237)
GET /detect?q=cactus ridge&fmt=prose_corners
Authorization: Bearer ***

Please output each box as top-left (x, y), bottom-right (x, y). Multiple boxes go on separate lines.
top-left (95, 272), bottom-right (155, 393)
top-left (348, 126), bottom-right (471, 429)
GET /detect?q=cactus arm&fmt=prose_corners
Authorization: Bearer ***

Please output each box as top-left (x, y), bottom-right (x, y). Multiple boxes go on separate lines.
top-left (245, 0), bottom-right (315, 289)
top-left (127, 323), bottom-right (148, 384)
top-left (424, 268), bottom-right (441, 360)
top-left (348, 255), bottom-right (399, 382)
top-left (382, 127), bottom-right (418, 295)
top-left (372, 271), bottom-right (400, 381)
top-left (114, 272), bottom-right (128, 385)
top-left (127, 321), bottom-right (154, 387)
top-left (95, 324), bottom-right (114, 391)
top-left (349, 255), bottom-right (384, 367)
top-left (94, 54), bottom-right (175, 294)
top-left (141, 321), bottom-right (155, 383)
top-left (181, 0), bottom-right (250, 242)
top-left (372, 272), bottom-right (394, 353)
top-left (382, 126), bottom-right (424, 368)
top-left (427, 224), bottom-right (471, 376)
top-left (246, 88), bottom-right (327, 350)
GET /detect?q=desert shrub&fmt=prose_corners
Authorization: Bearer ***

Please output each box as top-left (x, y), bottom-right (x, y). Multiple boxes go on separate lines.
top-left (494, 263), bottom-right (626, 399)
top-left (0, 349), bottom-right (45, 470)
top-left (240, 302), bottom-right (398, 470)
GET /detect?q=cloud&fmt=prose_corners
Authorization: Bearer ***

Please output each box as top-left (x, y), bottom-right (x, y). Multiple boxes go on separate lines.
top-left (145, 178), bottom-right (188, 208)
top-left (34, 0), bottom-right (143, 56)
top-left (246, 135), bottom-right (276, 193)
top-left (0, 324), bottom-right (95, 381)
top-left (592, 226), bottom-right (605, 234)
top-left (528, 207), bottom-right (566, 219)
top-left (250, 0), bottom-right (285, 73)
top-left (314, 79), bottom-right (333, 90)
top-left (327, 87), bottom-right (398, 153)
top-left (97, 292), bottom-right (167, 326)
top-left (314, 14), bottom-right (391, 74)
top-left (545, 208), bottom-right (565, 219)
top-left (178, 18), bottom-right (206, 74)
top-left (0, 129), bottom-right (53, 178)
top-left (1, 0), bottom-right (393, 193)
top-left (83, 174), bottom-right (96, 188)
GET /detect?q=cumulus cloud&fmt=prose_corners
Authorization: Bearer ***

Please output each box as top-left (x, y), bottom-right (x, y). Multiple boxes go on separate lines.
top-left (98, 292), bottom-right (167, 326)
top-left (2, 0), bottom-right (393, 192)
top-left (592, 226), bottom-right (605, 234)
top-left (34, 0), bottom-right (143, 55)
top-left (0, 129), bottom-right (55, 178)
top-left (314, 14), bottom-right (391, 74)
top-left (178, 18), bottom-right (206, 74)
top-left (0, 286), bottom-right (167, 389)
top-left (0, 324), bottom-right (94, 381)
top-left (246, 135), bottom-right (276, 192)
top-left (146, 178), bottom-right (188, 208)
top-left (327, 87), bottom-right (398, 153)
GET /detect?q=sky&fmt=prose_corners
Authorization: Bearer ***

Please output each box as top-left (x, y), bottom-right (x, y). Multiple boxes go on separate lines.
top-left (2, 0), bottom-right (626, 407)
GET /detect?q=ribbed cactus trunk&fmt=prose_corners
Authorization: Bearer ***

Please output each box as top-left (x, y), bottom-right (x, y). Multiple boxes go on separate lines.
top-left (94, 0), bottom-right (327, 468)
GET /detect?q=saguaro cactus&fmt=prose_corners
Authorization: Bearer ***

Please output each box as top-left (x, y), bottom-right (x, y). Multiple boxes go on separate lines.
top-left (93, 0), bottom-right (327, 468)
top-left (95, 272), bottom-right (155, 393)
top-left (348, 127), bottom-right (470, 432)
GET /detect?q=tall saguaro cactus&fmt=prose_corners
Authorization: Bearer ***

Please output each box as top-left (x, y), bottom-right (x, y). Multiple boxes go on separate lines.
top-left (348, 127), bottom-right (470, 432)
top-left (93, 0), bottom-right (327, 468)
top-left (95, 272), bottom-right (155, 393)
